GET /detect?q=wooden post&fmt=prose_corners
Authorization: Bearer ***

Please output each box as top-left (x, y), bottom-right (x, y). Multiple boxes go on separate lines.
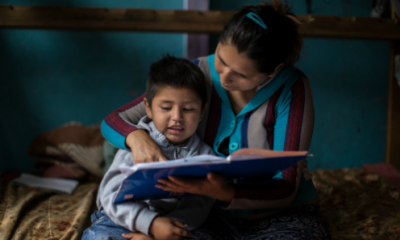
top-left (386, 41), bottom-right (400, 171)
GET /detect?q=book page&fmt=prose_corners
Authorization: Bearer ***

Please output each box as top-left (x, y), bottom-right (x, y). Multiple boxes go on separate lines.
top-left (119, 154), bottom-right (227, 177)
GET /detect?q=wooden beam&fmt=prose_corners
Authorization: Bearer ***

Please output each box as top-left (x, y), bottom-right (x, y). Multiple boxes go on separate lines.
top-left (386, 41), bottom-right (400, 171)
top-left (1, 5), bottom-right (400, 40)
top-left (0, 5), bottom-right (233, 34)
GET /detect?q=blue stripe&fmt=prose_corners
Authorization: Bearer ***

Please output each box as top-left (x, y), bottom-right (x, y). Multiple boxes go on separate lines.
top-left (101, 120), bottom-right (129, 150)
top-left (241, 112), bottom-right (251, 148)
top-left (191, 58), bottom-right (200, 66)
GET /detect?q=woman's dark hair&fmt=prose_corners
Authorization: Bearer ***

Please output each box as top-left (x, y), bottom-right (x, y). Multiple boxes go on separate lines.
top-left (219, 0), bottom-right (303, 74)
top-left (146, 54), bottom-right (207, 109)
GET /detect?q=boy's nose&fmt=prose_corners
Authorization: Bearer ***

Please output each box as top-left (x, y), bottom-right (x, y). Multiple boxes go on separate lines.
top-left (172, 108), bottom-right (183, 121)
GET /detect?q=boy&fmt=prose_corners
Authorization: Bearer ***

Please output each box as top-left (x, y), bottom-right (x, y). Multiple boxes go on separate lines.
top-left (82, 55), bottom-right (215, 240)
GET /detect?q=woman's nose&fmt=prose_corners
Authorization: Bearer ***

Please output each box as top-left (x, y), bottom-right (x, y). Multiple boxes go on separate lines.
top-left (220, 67), bottom-right (233, 84)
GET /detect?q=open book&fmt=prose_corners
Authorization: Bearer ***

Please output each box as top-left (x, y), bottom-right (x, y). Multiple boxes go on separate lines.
top-left (114, 148), bottom-right (310, 203)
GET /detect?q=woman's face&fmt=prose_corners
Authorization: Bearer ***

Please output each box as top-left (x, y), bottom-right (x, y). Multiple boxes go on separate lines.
top-left (214, 42), bottom-right (269, 92)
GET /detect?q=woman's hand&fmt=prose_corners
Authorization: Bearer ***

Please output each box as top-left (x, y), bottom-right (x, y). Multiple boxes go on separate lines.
top-left (126, 130), bottom-right (167, 164)
top-left (156, 172), bottom-right (234, 202)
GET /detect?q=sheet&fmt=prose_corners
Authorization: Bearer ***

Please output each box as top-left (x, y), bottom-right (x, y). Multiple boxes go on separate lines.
top-left (313, 168), bottom-right (400, 240)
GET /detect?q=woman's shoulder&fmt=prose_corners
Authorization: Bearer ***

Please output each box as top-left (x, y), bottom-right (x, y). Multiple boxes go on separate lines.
top-left (191, 55), bottom-right (212, 67)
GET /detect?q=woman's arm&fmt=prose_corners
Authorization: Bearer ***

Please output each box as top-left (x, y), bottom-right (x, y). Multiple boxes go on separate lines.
top-left (101, 93), bottom-right (147, 149)
top-left (101, 93), bottom-right (167, 163)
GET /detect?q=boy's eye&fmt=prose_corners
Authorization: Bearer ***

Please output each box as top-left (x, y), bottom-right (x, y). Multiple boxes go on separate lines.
top-left (183, 108), bottom-right (194, 112)
top-left (161, 107), bottom-right (171, 110)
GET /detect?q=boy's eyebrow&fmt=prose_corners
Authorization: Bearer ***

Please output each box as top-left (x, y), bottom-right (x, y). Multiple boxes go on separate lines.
top-left (217, 51), bottom-right (249, 78)
top-left (158, 99), bottom-right (196, 104)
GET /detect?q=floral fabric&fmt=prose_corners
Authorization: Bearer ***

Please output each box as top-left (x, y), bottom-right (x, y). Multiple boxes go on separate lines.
top-left (313, 168), bottom-right (400, 240)
top-left (1, 168), bottom-right (399, 240)
top-left (0, 180), bottom-right (98, 240)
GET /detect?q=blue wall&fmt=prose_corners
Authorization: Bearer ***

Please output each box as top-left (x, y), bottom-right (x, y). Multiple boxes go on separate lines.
top-left (0, 0), bottom-right (185, 173)
top-left (210, 0), bottom-right (389, 170)
top-left (0, 0), bottom-right (389, 173)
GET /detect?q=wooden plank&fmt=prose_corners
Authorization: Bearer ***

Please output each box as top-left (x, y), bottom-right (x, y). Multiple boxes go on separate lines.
top-left (386, 41), bottom-right (400, 171)
top-left (1, 5), bottom-right (400, 40)
top-left (0, 5), bottom-right (232, 34)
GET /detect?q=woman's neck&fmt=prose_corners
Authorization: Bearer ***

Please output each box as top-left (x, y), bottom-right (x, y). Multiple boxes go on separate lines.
top-left (227, 89), bottom-right (257, 115)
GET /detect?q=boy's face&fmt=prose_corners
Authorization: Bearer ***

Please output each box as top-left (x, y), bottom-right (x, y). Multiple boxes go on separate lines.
top-left (144, 86), bottom-right (205, 145)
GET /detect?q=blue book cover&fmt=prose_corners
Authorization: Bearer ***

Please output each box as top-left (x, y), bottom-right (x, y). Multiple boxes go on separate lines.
top-left (114, 149), bottom-right (309, 203)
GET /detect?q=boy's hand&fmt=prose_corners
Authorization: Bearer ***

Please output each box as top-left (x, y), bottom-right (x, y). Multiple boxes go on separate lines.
top-left (126, 130), bottom-right (167, 164)
top-left (122, 232), bottom-right (154, 240)
top-left (149, 217), bottom-right (193, 240)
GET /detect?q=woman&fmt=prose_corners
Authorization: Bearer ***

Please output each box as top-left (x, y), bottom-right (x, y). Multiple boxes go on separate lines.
top-left (102, 1), bottom-right (328, 239)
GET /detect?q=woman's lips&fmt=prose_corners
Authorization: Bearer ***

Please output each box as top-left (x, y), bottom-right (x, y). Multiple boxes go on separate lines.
top-left (222, 83), bottom-right (232, 89)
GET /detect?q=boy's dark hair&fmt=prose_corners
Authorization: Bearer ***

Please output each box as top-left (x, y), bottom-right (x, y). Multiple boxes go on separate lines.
top-left (146, 54), bottom-right (207, 109)
top-left (219, 0), bottom-right (303, 74)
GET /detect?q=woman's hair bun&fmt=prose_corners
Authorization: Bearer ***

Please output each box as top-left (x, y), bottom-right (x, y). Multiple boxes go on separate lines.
top-left (260, 0), bottom-right (302, 27)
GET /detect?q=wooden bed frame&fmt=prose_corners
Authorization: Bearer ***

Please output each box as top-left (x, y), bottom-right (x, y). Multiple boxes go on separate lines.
top-left (1, 5), bottom-right (400, 170)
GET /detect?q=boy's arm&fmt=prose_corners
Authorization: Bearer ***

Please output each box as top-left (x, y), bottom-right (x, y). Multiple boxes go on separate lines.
top-left (99, 149), bottom-right (158, 235)
top-left (101, 93), bottom-right (147, 149)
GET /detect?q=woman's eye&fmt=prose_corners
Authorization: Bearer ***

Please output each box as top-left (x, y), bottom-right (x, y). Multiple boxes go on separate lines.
top-left (237, 72), bottom-right (247, 78)
top-left (161, 107), bottom-right (171, 110)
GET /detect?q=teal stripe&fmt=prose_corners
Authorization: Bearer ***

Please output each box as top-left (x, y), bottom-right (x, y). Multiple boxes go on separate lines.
top-left (273, 89), bottom-right (291, 151)
top-left (207, 54), bottom-right (232, 110)
top-left (101, 120), bottom-right (128, 150)
top-left (238, 66), bottom-right (296, 117)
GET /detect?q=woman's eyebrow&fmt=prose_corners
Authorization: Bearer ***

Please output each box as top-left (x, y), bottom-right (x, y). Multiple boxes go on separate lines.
top-left (217, 51), bottom-right (249, 78)
top-left (217, 52), bottom-right (228, 66)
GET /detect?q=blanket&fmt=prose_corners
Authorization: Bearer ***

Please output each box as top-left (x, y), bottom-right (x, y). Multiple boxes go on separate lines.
top-left (28, 122), bottom-right (105, 179)
top-left (313, 167), bottom-right (400, 240)
top-left (0, 179), bottom-right (98, 240)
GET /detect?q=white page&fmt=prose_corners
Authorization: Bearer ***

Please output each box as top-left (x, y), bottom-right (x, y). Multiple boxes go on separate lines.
top-left (120, 154), bottom-right (227, 177)
top-left (11, 174), bottom-right (79, 195)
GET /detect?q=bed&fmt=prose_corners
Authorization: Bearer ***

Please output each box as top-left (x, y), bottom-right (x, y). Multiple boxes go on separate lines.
top-left (1, 164), bottom-right (399, 240)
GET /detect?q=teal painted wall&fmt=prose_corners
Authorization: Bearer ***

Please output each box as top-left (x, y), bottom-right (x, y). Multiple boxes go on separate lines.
top-left (0, 0), bottom-right (185, 173)
top-left (0, 0), bottom-right (389, 173)
top-left (210, 0), bottom-right (389, 170)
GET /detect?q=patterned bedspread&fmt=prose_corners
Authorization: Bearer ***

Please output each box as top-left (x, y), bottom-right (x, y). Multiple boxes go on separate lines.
top-left (0, 168), bottom-right (399, 240)
top-left (313, 168), bottom-right (400, 240)
top-left (0, 180), bottom-right (98, 240)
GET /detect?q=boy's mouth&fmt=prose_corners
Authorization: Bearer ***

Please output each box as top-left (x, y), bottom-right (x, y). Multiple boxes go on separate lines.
top-left (168, 125), bottom-right (184, 135)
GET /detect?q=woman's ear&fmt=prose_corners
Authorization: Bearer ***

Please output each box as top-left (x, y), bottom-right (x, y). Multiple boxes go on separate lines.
top-left (143, 98), bottom-right (153, 119)
top-left (200, 103), bottom-right (208, 121)
top-left (269, 63), bottom-right (285, 78)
